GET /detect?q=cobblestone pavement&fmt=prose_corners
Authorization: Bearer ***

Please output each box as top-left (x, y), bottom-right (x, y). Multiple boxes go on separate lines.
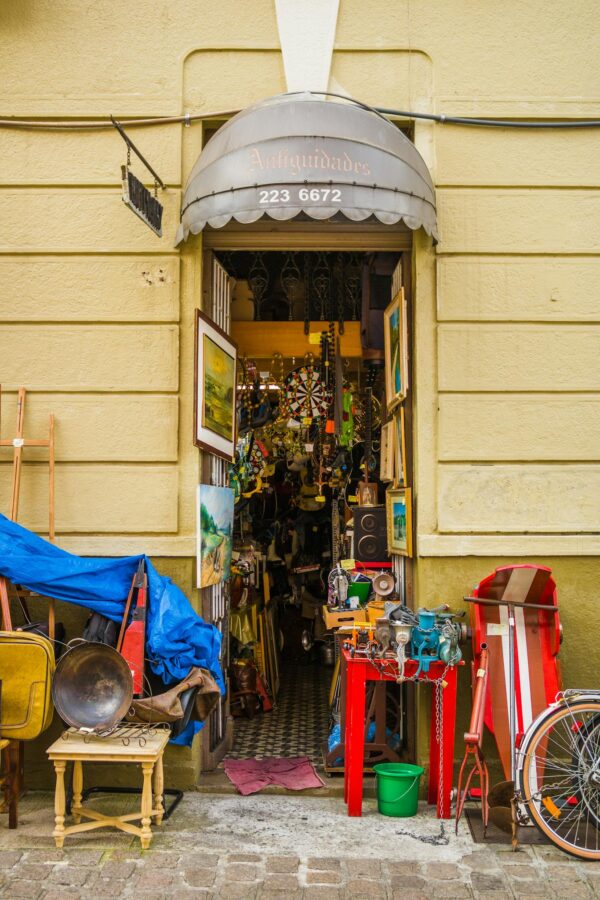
top-left (0, 791), bottom-right (596, 899)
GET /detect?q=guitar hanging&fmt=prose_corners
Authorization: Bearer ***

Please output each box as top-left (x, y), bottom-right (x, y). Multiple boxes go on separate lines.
top-left (314, 329), bottom-right (330, 504)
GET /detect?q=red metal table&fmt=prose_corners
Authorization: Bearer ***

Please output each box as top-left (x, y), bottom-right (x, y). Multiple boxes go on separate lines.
top-left (342, 649), bottom-right (462, 818)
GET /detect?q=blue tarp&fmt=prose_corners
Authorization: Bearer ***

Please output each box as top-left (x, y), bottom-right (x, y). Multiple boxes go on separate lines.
top-left (0, 514), bottom-right (224, 696)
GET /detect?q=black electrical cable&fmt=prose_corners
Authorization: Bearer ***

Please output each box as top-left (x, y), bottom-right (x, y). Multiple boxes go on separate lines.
top-left (296, 91), bottom-right (600, 129)
top-left (2, 92), bottom-right (600, 131)
top-left (375, 106), bottom-right (600, 129)
top-left (0, 110), bottom-right (239, 131)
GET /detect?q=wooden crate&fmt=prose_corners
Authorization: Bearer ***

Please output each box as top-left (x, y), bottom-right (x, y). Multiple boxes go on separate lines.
top-left (323, 606), bottom-right (368, 630)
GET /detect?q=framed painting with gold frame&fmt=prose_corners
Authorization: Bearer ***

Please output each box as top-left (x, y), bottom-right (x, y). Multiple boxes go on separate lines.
top-left (386, 486), bottom-right (412, 557)
top-left (194, 309), bottom-right (237, 461)
top-left (383, 288), bottom-right (408, 412)
top-left (393, 407), bottom-right (407, 487)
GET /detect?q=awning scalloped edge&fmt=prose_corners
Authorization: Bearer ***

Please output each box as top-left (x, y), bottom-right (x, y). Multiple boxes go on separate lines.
top-left (175, 206), bottom-right (439, 246)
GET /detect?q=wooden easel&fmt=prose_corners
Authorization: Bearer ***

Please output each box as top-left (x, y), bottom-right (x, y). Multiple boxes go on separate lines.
top-left (0, 387), bottom-right (56, 637)
top-left (0, 388), bottom-right (57, 827)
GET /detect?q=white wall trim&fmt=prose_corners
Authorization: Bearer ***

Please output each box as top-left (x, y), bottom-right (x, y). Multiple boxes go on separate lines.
top-left (51, 535), bottom-right (196, 558)
top-left (275, 0), bottom-right (340, 93)
top-left (418, 533), bottom-right (600, 557)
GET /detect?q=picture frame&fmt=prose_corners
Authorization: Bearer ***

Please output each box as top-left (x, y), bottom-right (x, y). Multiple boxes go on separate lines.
top-left (194, 309), bottom-right (237, 461)
top-left (393, 406), bottom-right (407, 487)
top-left (379, 421), bottom-right (395, 482)
top-left (357, 481), bottom-right (378, 507)
top-left (386, 486), bottom-right (412, 557)
top-left (383, 288), bottom-right (408, 411)
top-left (196, 483), bottom-right (235, 589)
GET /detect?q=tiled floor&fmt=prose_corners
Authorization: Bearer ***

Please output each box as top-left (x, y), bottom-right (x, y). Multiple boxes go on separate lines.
top-left (227, 660), bottom-right (332, 767)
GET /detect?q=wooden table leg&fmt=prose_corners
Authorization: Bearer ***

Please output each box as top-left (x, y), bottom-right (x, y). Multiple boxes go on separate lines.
top-left (346, 662), bottom-right (367, 817)
top-left (53, 762), bottom-right (66, 848)
top-left (440, 665), bottom-right (458, 819)
top-left (72, 761), bottom-right (83, 824)
top-left (140, 762), bottom-right (154, 849)
top-left (152, 753), bottom-right (164, 825)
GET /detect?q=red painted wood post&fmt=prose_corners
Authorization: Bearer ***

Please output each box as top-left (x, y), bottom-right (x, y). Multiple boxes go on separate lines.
top-left (342, 653), bottom-right (349, 804)
top-left (439, 664), bottom-right (458, 818)
top-left (346, 659), bottom-right (367, 816)
top-left (428, 672), bottom-right (441, 808)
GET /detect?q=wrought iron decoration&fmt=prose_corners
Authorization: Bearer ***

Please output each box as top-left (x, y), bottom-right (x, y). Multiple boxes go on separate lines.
top-left (248, 252), bottom-right (269, 321)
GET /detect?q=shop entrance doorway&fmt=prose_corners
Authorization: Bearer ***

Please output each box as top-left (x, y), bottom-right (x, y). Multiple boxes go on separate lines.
top-left (199, 236), bottom-right (414, 779)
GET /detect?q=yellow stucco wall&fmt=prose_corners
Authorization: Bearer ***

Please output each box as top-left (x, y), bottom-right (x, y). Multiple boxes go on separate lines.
top-left (1, 1), bottom-right (599, 785)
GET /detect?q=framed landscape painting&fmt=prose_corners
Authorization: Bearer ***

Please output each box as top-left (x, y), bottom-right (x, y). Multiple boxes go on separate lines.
top-left (196, 484), bottom-right (235, 588)
top-left (194, 309), bottom-right (237, 461)
top-left (383, 288), bottom-right (408, 411)
top-left (386, 486), bottom-right (412, 557)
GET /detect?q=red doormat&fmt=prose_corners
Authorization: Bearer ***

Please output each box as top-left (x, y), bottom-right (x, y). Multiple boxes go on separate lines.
top-left (223, 757), bottom-right (325, 795)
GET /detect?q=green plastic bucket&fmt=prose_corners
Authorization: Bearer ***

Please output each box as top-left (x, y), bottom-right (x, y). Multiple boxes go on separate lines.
top-left (373, 763), bottom-right (424, 817)
top-left (347, 582), bottom-right (371, 605)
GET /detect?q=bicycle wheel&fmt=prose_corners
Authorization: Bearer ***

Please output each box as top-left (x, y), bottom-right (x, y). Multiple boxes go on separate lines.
top-left (518, 698), bottom-right (600, 860)
top-left (574, 712), bottom-right (600, 832)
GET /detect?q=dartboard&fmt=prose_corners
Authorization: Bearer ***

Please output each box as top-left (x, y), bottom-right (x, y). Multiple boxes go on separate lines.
top-left (282, 365), bottom-right (331, 425)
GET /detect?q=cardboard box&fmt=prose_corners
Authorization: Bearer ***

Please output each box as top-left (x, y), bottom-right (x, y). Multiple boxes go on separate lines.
top-left (323, 606), bottom-right (368, 630)
top-left (367, 599), bottom-right (403, 624)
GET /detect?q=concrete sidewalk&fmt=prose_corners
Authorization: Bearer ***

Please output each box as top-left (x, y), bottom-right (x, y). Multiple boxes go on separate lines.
top-left (0, 791), bottom-right (596, 899)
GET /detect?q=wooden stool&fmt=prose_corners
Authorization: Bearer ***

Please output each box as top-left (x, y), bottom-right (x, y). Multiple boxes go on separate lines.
top-left (47, 727), bottom-right (170, 849)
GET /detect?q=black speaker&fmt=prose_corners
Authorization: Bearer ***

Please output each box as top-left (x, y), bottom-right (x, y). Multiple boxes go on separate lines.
top-left (353, 507), bottom-right (390, 565)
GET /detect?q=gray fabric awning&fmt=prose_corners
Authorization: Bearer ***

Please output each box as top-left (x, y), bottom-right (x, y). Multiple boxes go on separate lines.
top-left (175, 93), bottom-right (438, 244)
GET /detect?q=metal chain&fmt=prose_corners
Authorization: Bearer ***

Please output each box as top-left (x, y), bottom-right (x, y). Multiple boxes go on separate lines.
top-left (436, 678), bottom-right (444, 815)
top-left (366, 655), bottom-right (451, 813)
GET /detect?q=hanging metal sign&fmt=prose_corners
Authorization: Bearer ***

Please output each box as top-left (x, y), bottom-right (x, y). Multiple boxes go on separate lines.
top-left (112, 116), bottom-right (165, 238)
top-left (121, 165), bottom-right (163, 237)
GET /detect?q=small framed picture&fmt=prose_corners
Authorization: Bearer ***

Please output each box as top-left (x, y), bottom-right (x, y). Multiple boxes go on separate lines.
top-left (196, 484), bottom-right (235, 588)
top-left (383, 288), bottom-right (408, 412)
top-left (393, 407), bottom-right (407, 487)
top-left (357, 481), bottom-right (378, 507)
top-left (194, 309), bottom-right (237, 461)
top-left (379, 421), bottom-right (394, 482)
top-left (386, 487), bottom-right (412, 557)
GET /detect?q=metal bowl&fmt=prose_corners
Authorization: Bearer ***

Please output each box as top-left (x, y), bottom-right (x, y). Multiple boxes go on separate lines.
top-left (52, 641), bottom-right (133, 732)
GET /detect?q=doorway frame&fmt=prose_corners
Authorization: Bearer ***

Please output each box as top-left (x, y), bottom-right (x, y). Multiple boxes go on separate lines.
top-left (198, 225), bottom-right (417, 772)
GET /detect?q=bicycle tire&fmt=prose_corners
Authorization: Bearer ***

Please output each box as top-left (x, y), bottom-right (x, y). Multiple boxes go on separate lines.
top-left (518, 698), bottom-right (600, 861)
